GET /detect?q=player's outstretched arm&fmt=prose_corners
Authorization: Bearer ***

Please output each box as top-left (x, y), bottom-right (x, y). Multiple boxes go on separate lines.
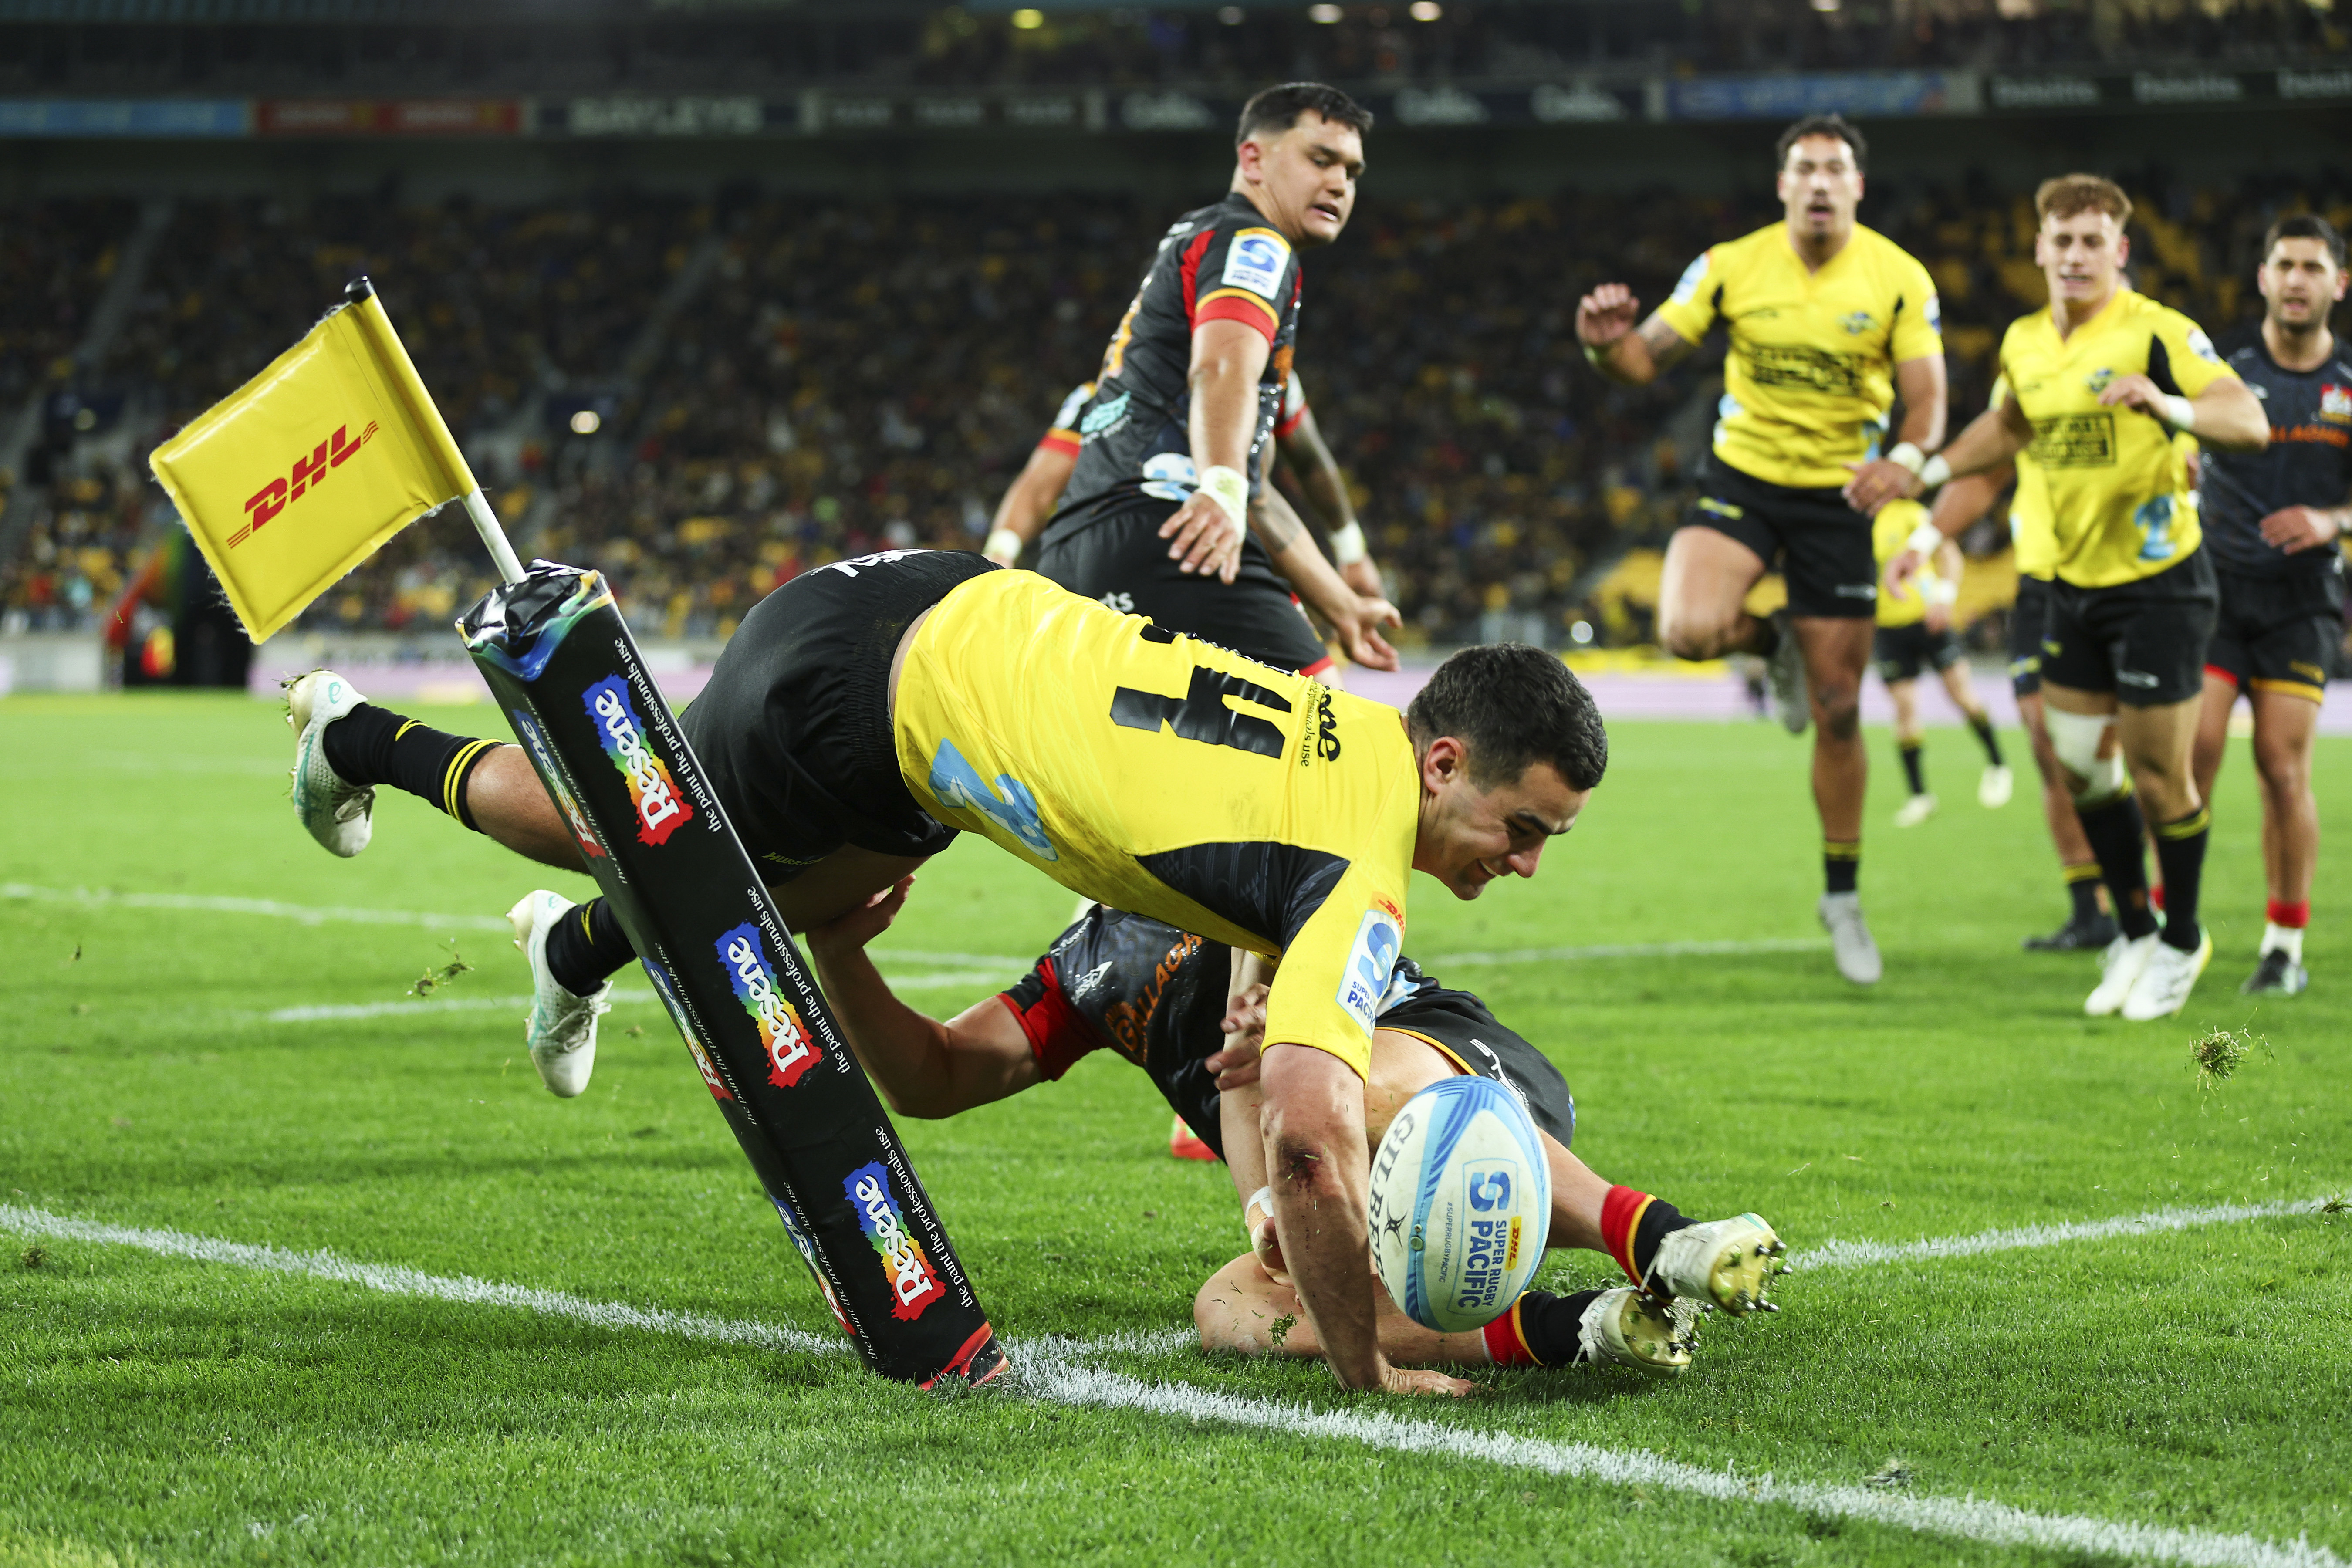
top-left (1252, 487), bottom-right (1401, 672)
top-left (1573, 284), bottom-right (1690, 386)
top-left (803, 875), bottom-right (1041, 1119)
top-left (983, 442), bottom-right (1078, 566)
top-left (1275, 404), bottom-right (1382, 600)
top-left (1161, 318), bottom-right (1270, 583)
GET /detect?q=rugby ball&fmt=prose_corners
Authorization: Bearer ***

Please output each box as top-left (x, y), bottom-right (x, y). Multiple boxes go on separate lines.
top-left (1369, 1075), bottom-right (1551, 1333)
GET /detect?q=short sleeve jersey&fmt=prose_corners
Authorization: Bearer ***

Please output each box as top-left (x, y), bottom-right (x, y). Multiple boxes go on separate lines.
top-left (1653, 223), bottom-right (1943, 491)
top-left (1871, 498), bottom-right (1945, 629)
top-left (1994, 374), bottom-right (2060, 581)
top-left (1055, 195), bottom-right (1303, 532)
top-left (2198, 338), bottom-right (2352, 580)
top-left (1036, 381), bottom-right (1096, 458)
top-left (1997, 289), bottom-right (2239, 588)
top-left (895, 569), bottom-right (1415, 1079)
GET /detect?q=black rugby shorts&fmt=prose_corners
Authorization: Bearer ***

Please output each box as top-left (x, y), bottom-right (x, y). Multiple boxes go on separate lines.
top-left (2204, 564), bottom-right (2343, 701)
top-left (1684, 459), bottom-right (1880, 620)
top-left (2039, 549), bottom-right (2218, 708)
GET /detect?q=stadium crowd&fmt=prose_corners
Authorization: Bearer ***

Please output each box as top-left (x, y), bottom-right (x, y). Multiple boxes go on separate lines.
top-left (3, 170), bottom-right (2348, 650)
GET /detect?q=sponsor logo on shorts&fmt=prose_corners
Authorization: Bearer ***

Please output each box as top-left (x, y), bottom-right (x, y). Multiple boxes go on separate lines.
top-left (1337, 908), bottom-right (1403, 1037)
top-left (1457, 1160), bottom-right (1524, 1316)
top-left (843, 1160), bottom-right (946, 1321)
top-left (1220, 227), bottom-right (1290, 298)
top-left (584, 676), bottom-right (693, 846)
top-left (2291, 660), bottom-right (2328, 684)
top-left (2117, 668), bottom-right (2160, 688)
top-left (507, 708), bottom-right (605, 860)
top-left (715, 922), bottom-right (823, 1088)
top-left (1835, 582), bottom-right (1879, 599)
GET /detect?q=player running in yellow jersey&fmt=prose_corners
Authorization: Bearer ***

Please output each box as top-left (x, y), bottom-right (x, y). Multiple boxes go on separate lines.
top-left (1576, 113), bottom-right (1948, 988)
top-left (1864, 175), bottom-right (2269, 1020)
top-left (280, 550), bottom-right (1608, 1398)
top-left (1868, 499), bottom-right (2011, 827)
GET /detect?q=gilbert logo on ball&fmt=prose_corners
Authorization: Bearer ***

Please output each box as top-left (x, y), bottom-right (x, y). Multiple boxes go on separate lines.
top-left (1369, 1075), bottom-right (1551, 1333)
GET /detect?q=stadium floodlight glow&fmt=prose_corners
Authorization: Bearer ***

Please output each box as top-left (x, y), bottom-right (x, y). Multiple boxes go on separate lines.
top-left (569, 409), bottom-right (601, 436)
top-left (1218, 4), bottom-right (1245, 22)
top-left (1409, 0), bottom-right (1442, 18)
top-left (1570, 620), bottom-right (1595, 645)
top-left (1308, 3), bottom-right (1343, 20)
top-left (1010, 7), bottom-right (1044, 28)
top-left (1810, 0), bottom-right (1841, 10)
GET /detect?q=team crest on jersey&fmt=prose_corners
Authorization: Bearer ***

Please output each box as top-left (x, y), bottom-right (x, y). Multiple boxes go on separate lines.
top-left (1337, 908), bottom-right (1403, 1037)
top-left (2084, 368), bottom-right (2114, 395)
top-left (1221, 227), bottom-right (1290, 299)
top-left (1841, 311), bottom-right (1875, 336)
top-left (2321, 383), bottom-right (2352, 422)
top-left (1924, 294), bottom-right (1943, 331)
top-left (1668, 251), bottom-right (1710, 305)
top-left (2187, 326), bottom-right (2223, 364)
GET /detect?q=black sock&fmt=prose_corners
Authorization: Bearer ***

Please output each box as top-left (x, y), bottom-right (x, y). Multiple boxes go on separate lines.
top-left (1967, 712), bottom-right (2005, 767)
top-left (2075, 794), bottom-right (2156, 939)
top-left (2152, 808), bottom-right (2211, 952)
top-left (321, 704), bottom-right (502, 830)
top-left (544, 896), bottom-right (637, 995)
top-left (1512, 1288), bottom-right (1613, 1367)
top-left (1752, 614), bottom-right (1779, 661)
top-left (1824, 839), bottom-right (1860, 896)
top-left (2065, 862), bottom-right (2104, 923)
top-left (1628, 1198), bottom-right (1693, 1282)
top-left (1899, 742), bottom-right (1927, 797)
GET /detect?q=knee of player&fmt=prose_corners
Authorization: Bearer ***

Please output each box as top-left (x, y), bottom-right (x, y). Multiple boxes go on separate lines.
top-left (2252, 735), bottom-right (2313, 794)
top-left (1656, 611), bottom-right (1727, 661)
top-left (1815, 685), bottom-right (1862, 739)
top-left (2045, 707), bottom-right (2126, 805)
top-left (1194, 1255), bottom-right (1282, 1355)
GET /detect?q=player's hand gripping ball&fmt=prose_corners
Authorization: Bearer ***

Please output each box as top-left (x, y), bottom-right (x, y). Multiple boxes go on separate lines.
top-left (1368, 1076), bottom-right (1551, 1332)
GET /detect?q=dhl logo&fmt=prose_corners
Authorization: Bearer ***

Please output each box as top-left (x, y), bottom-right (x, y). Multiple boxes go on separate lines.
top-left (229, 421), bottom-right (380, 548)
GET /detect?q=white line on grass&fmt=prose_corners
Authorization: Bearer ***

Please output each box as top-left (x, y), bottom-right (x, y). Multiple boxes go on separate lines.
top-left (1427, 936), bottom-right (1831, 966)
top-left (3, 1199), bottom-right (2342, 1567)
top-left (1794, 1195), bottom-right (2338, 1272)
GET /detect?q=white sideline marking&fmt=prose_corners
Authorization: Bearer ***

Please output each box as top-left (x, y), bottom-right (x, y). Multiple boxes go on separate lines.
top-left (1794, 1196), bottom-right (2337, 1272)
top-left (249, 970), bottom-right (990, 1025)
top-left (1428, 936), bottom-right (1829, 966)
top-left (3, 1202), bottom-right (2342, 1567)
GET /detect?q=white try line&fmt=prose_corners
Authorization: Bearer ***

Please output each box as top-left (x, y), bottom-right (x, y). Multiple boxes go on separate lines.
top-left (1427, 936), bottom-right (1830, 966)
top-left (247, 970), bottom-right (1000, 1025)
top-left (1794, 1195), bottom-right (2339, 1271)
top-left (2, 1196), bottom-right (2341, 1568)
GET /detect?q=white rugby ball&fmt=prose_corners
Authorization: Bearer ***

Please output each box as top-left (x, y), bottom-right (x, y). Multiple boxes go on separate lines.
top-left (1369, 1075), bottom-right (1551, 1333)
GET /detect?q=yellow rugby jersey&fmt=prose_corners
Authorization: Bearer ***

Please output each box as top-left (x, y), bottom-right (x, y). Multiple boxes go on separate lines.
top-left (1655, 223), bottom-right (1943, 490)
top-left (893, 570), bottom-right (1417, 1079)
top-left (1871, 498), bottom-right (1943, 629)
top-left (1992, 375), bottom-right (2058, 581)
top-left (1996, 289), bottom-right (2237, 588)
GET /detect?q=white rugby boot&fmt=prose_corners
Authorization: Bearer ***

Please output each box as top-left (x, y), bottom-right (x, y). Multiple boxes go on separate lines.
top-left (285, 669), bottom-right (375, 858)
top-left (508, 890), bottom-right (612, 1098)
top-left (2121, 926), bottom-right (2213, 1021)
top-left (1766, 608), bottom-right (1808, 735)
top-left (2084, 931), bottom-right (2161, 1017)
top-left (1818, 892), bottom-right (1883, 985)
top-left (1646, 1212), bottom-right (1788, 1316)
top-left (1578, 1288), bottom-right (1696, 1377)
top-left (1978, 764), bottom-right (2014, 809)
top-left (1892, 792), bottom-right (1938, 828)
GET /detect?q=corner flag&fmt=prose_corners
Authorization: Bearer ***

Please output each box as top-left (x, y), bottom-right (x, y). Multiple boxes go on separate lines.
top-left (149, 281), bottom-right (481, 642)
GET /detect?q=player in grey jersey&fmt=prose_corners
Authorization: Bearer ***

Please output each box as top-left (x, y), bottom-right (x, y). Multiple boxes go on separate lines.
top-left (2192, 215), bottom-right (2352, 996)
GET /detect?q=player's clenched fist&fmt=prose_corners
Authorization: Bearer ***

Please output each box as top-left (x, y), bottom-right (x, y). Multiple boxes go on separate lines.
top-left (1575, 282), bottom-right (1642, 347)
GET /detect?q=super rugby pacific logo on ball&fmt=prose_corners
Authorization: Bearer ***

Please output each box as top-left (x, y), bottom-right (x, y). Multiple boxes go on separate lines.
top-left (1369, 1075), bottom-right (1551, 1333)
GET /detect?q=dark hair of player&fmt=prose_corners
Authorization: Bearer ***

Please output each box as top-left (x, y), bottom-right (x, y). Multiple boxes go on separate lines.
top-left (1406, 644), bottom-right (1609, 792)
top-left (2264, 213), bottom-right (2347, 271)
top-left (1235, 82), bottom-right (1374, 149)
top-left (2035, 173), bottom-right (2132, 228)
top-left (1774, 113), bottom-right (1866, 174)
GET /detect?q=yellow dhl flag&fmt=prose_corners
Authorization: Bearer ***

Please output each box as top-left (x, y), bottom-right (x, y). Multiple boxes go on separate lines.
top-left (149, 285), bottom-right (476, 642)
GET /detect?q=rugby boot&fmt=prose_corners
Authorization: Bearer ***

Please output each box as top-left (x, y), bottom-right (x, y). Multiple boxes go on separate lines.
top-left (1892, 792), bottom-right (1938, 828)
top-left (2121, 926), bottom-right (2212, 1021)
top-left (1645, 1212), bottom-right (1788, 1317)
top-left (1169, 1114), bottom-right (1217, 1162)
top-left (1766, 607), bottom-right (1808, 735)
top-left (2084, 931), bottom-right (2160, 1017)
top-left (1818, 892), bottom-right (1883, 985)
top-left (1579, 1288), bottom-right (1696, 1377)
top-left (2023, 910), bottom-right (2118, 952)
top-left (285, 669), bottom-right (374, 857)
top-left (2241, 948), bottom-right (2309, 997)
top-left (1978, 764), bottom-right (2015, 809)
top-left (509, 890), bottom-right (612, 1098)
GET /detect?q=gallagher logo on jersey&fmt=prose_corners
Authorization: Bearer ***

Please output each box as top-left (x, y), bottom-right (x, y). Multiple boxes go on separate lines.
top-left (583, 676), bottom-right (692, 846)
top-left (715, 922), bottom-right (823, 1088)
top-left (1337, 906), bottom-right (1403, 1036)
top-left (844, 1160), bottom-right (946, 1321)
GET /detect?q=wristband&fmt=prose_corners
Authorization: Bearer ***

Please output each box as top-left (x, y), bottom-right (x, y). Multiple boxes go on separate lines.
top-left (2154, 392), bottom-right (2197, 433)
top-left (1906, 520), bottom-right (1946, 558)
top-left (1918, 454), bottom-right (1952, 490)
top-left (1924, 578), bottom-right (1960, 607)
top-left (1581, 340), bottom-right (1612, 369)
top-left (1329, 521), bottom-right (1369, 565)
top-left (1246, 1186), bottom-right (1274, 1238)
top-left (1885, 441), bottom-right (1927, 476)
top-left (982, 527), bottom-right (1023, 564)
top-left (1197, 464), bottom-right (1249, 529)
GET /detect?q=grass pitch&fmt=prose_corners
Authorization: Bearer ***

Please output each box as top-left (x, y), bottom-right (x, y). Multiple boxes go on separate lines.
top-left (3, 692), bottom-right (2348, 1567)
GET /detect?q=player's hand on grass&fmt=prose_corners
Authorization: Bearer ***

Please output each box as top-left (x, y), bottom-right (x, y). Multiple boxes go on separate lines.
top-left (2260, 504), bottom-right (2343, 554)
top-left (806, 874), bottom-right (914, 953)
top-left (1208, 983), bottom-right (1268, 1090)
top-left (1841, 456), bottom-right (1922, 514)
top-left (1331, 595), bottom-right (1404, 674)
top-left (1574, 282), bottom-right (1641, 348)
top-left (1883, 547), bottom-right (1927, 602)
top-left (1377, 1359), bottom-right (1480, 1398)
top-left (1159, 491), bottom-right (1245, 582)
